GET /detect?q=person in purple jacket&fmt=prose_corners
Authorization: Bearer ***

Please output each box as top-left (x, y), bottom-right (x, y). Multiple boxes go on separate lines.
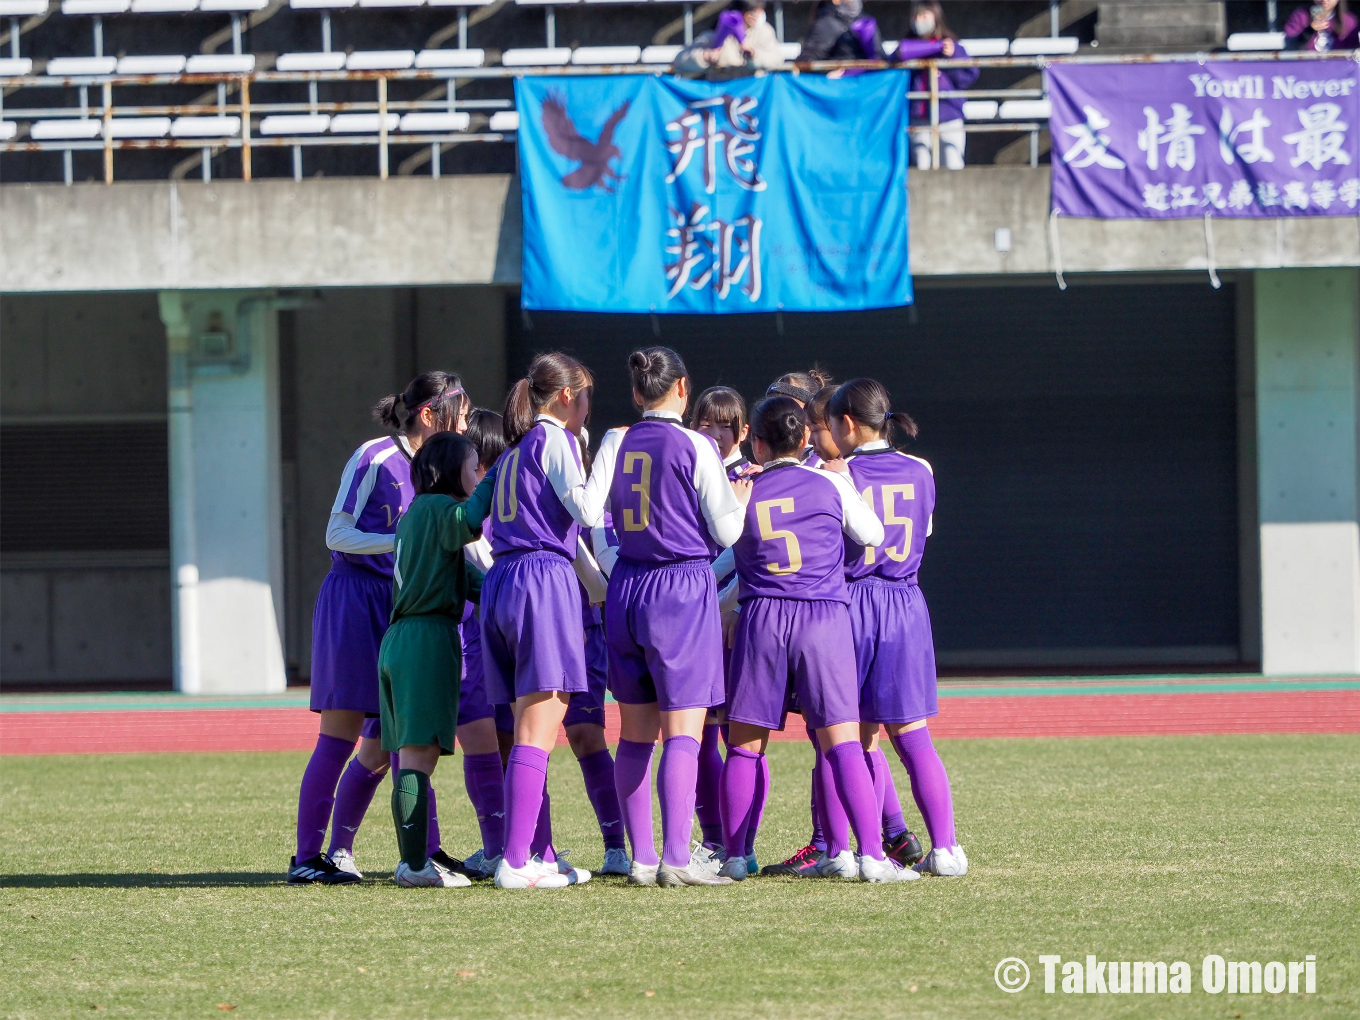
top-left (482, 352), bottom-right (608, 890)
top-left (598, 348), bottom-right (752, 886)
top-left (717, 397), bottom-right (915, 883)
top-left (288, 372), bottom-right (469, 885)
top-left (829, 379), bottom-right (966, 877)
top-left (1285, 0), bottom-right (1359, 50)
top-left (895, 1), bottom-right (977, 170)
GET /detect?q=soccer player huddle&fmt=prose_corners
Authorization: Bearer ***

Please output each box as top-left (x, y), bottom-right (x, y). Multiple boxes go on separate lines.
top-left (288, 346), bottom-right (966, 890)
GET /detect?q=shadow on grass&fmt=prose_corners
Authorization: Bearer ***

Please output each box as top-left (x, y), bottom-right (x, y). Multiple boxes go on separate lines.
top-left (0, 872), bottom-right (380, 888)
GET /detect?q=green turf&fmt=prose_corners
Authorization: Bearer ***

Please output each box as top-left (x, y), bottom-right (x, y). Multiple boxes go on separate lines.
top-left (1, 736), bottom-right (1357, 1019)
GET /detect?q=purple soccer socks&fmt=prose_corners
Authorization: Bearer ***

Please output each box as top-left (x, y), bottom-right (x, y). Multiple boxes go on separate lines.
top-left (463, 751), bottom-right (506, 858)
top-left (695, 724), bottom-right (725, 846)
top-left (502, 744), bottom-right (550, 870)
top-left (871, 747), bottom-right (909, 840)
top-left (614, 739), bottom-right (659, 866)
top-left (577, 748), bottom-right (626, 850)
top-left (658, 735), bottom-right (700, 868)
top-left (296, 733), bottom-right (355, 860)
top-left (745, 751), bottom-right (769, 857)
top-left (719, 745), bottom-right (761, 858)
top-left (327, 756), bottom-right (385, 856)
top-left (892, 726), bottom-right (957, 850)
top-left (825, 740), bottom-right (886, 860)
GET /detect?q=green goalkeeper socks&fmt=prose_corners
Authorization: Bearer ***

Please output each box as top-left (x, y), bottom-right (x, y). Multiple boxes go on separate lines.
top-left (392, 769), bottom-right (430, 872)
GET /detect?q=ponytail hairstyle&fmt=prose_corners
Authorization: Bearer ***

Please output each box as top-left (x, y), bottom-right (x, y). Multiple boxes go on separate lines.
top-left (805, 384), bottom-right (838, 430)
top-left (374, 371), bottom-right (470, 436)
top-left (410, 432), bottom-right (479, 499)
top-left (502, 352), bottom-right (594, 447)
top-left (766, 367), bottom-right (833, 407)
top-left (750, 396), bottom-right (808, 459)
top-left (827, 378), bottom-right (919, 446)
top-left (628, 346), bottom-right (689, 407)
top-left (464, 408), bottom-right (506, 471)
top-left (688, 385), bottom-right (747, 435)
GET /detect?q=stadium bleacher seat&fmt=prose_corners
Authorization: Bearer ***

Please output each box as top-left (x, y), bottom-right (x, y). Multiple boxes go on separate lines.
top-left (116, 55), bottom-right (187, 73)
top-left (501, 47), bottom-right (570, 66)
top-left (0, 0), bottom-right (50, 12)
top-left (0, 58), bottom-right (35, 76)
top-left (31, 118), bottom-right (102, 138)
top-left (414, 48), bottom-right (486, 68)
top-left (106, 116), bottom-right (172, 137)
top-left (640, 44), bottom-right (681, 64)
top-left (331, 112), bottom-right (400, 132)
top-left (570, 45), bottom-right (641, 64)
top-left (962, 100), bottom-right (998, 120)
top-left (399, 111), bottom-right (471, 132)
top-left (958, 38), bottom-right (1009, 57)
top-left (129, 0), bottom-right (200, 10)
top-left (275, 51), bottom-right (347, 71)
top-left (0, 121), bottom-right (17, 140)
top-left (260, 113), bottom-right (330, 134)
top-left (185, 53), bottom-right (255, 71)
top-left (61, 0), bottom-right (129, 13)
top-left (1227, 32), bottom-right (1285, 51)
top-left (998, 99), bottom-right (1051, 120)
top-left (289, 0), bottom-right (355, 7)
top-left (346, 49), bottom-right (416, 69)
top-left (170, 115), bottom-right (241, 136)
top-left (199, 0), bottom-right (267, 10)
top-left (1008, 37), bottom-right (1078, 56)
top-left (358, 0), bottom-right (425, 7)
top-left (488, 110), bottom-right (518, 132)
top-left (46, 55), bottom-right (118, 74)
top-left (779, 42), bottom-right (800, 61)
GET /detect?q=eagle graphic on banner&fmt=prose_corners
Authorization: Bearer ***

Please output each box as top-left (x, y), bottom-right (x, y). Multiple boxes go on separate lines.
top-left (541, 93), bottom-right (630, 192)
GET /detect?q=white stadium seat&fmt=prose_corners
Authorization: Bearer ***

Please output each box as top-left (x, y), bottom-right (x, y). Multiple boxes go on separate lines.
top-left (346, 50), bottom-right (416, 69)
top-left (1009, 37), bottom-right (1078, 55)
top-left (571, 45), bottom-right (641, 65)
top-left (289, 0), bottom-right (354, 7)
top-left (260, 113), bottom-right (330, 134)
top-left (275, 51), bottom-right (347, 71)
top-left (1227, 32), bottom-right (1285, 51)
top-left (170, 115), bottom-right (241, 136)
top-left (31, 119), bottom-right (103, 139)
top-left (358, 0), bottom-right (424, 7)
top-left (116, 55), bottom-right (188, 73)
top-left (186, 54), bottom-right (256, 72)
top-left (47, 56), bottom-right (118, 74)
top-left (958, 38), bottom-right (1010, 57)
top-left (488, 110), bottom-right (518, 132)
top-left (130, 0), bottom-right (199, 11)
top-left (640, 44), bottom-right (681, 64)
top-left (0, 121), bottom-right (17, 140)
top-left (330, 113), bottom-right (400, 132)
top-left (0, 58), bottom-right (35, 76)
top-left (779, 42), bottom-right (801, 61)
top-left (516, 0), bottom-right (581, 5)
top-left (962, 100), bottom-right (998, 120)
top-left (998, 99), bottom-right (1051, 119)
top-left (399, 111), bottom-right (471, 132)
top-left (882, 39), bottom-right (897, 55)
top-left (501, 47), bottom-right (571, 66)
top-left (106, 117), bottom-right (172, 137)
top-left (200, 0), bottom-right (267, 9)
top-left (415, 49), bottom-right (487, 68)
top-left (427, 0), bottom-right (496, 6)
top-left (0, 0), bottom-right (49, 13)
top-left (61, 0), bottom-right (129, 13)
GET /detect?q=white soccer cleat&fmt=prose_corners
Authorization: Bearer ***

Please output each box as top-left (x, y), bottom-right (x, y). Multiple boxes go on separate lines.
top-left (718, 855), bottom-right (748, 882)
top-left (394, 860), bottom-right (472, 887)
top-left (329, 848), bottom-right (363, 879)
top-left (689, 841), bottom-right (723, 877)
top-left (657, 861), bottom-right (734, 886)
top-left (811, 849), bottom-right (858, 879)
top-left (599, 847), bottom-right (631, 876)
top-left (859, 854), bottom-right (919, 883)
top-left (913, 845), bottom-right (968, 877)
top-left (494, 856), bottom-right (571, 889)
top-left (462, 848), bottom-right (498, 880)
top-left (552, 851), bottom-right (591, 885)
top-left (628, 861), bottom-right (659, 887)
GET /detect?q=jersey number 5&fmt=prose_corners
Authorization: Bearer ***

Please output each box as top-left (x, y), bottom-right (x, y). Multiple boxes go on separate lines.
top-left (860, 484), bottom-right (914, 564)
top-left (495, 448), bottom-right (522, 523)
top-left (755, 498), bottom-right (802, 575)
top-left (621, 451), bottom-right (652, 532)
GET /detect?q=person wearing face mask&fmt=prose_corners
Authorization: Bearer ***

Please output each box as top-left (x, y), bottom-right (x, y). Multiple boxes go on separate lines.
top-left (802, 0), bottom-right (882, 61)
top-left (895, 1), bottom-right (978, 170)
top-left (1284, 0), bottom-right (1359, 51)
top-left (705, 0), bottom-right (784, 69)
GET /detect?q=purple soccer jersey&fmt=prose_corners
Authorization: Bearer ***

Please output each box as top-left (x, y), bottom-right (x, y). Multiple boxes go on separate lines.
top-left (609, 418), bottom-right (729, 565)
top-left (844, 445), bottom-right (935, 582)
top-left (330, 436), bottom-right (414, 577)
top-left (733, 462), bottom-right (879, 604)
top-left (489, 420), bottom-right (585, 561)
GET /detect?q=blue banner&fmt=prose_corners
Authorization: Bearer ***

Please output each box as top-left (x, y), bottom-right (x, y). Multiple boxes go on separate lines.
top-left (516, 72), bottom-right (911, 313)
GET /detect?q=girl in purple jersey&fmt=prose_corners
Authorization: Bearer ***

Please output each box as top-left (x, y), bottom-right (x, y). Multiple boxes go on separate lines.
top-left (482, 353), bottom-right (608, 890)
top-left (593, 349), bottom-right (751, 886)
top-left (829, 379), bottom-right (965, 877)
top-left (718, 397), bottom-right (913, 883)
top-left (289, 372), bottom-right (469, 884)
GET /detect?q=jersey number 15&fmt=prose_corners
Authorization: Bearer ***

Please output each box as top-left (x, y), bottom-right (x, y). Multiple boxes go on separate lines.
top-left (860, 484), bottom-right (914, 565)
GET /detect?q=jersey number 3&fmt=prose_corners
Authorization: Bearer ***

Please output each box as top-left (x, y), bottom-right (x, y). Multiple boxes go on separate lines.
top-left (755, 498), bottom-right (802, 575)
top-left (860, 484), bottom-right (914, 564)
top-left (495, 448), bottom-right (522, 523)
top-left (622, 451), bottom-right (652, 532)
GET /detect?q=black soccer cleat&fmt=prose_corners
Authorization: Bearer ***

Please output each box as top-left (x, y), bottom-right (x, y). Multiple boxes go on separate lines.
top-left (884, 830), bottom-right (925, 867)
top-left (760, 843), bottom-right (822, 877)
top-left (287, 853), bottom-right (362, 885)
top-left (428, 849), bottom-right (480, 880)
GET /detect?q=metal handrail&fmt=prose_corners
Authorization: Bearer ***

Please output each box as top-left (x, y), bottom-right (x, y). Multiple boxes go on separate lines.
top-left (2, 49), bottom-right (1355, 182)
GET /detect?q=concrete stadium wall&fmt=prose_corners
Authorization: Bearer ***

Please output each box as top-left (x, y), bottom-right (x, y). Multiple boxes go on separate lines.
top-left (2, 169), bottom-right (1357, 295)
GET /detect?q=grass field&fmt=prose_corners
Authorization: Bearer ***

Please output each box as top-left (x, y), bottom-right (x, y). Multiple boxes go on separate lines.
top-left (1, 735), bottom-right (1357, 1019)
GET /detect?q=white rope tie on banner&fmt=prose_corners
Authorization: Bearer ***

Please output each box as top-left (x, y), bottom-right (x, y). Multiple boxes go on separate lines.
top-left (1049, 207), bottom-right (1067, 291)
top-left (1203, 211), bottom-right (1221, 290)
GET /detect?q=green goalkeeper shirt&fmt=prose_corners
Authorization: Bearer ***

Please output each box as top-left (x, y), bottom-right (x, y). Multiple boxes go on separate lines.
top-left (390, 493), bottom-right (486, 622)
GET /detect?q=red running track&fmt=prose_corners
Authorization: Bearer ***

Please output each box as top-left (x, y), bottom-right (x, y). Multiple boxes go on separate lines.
top-left (2, 690), bottom-right (1357, 755)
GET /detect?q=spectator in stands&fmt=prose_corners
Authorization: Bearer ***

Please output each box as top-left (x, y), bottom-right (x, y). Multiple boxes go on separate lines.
top-left (1284, 0), bottom-right (1358, 50)
top-left (676, 0), bottom-right (782, 74)
top-left (802, 0), bottom-right (884, 61)
top-left (895, 1), bottom-right (978, 170)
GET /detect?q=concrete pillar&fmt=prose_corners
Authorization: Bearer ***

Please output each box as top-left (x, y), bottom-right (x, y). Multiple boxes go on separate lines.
top-left (158, 290), bottom-right (287, 694)
top-left (1255, 269), bottom-right (1360, 676)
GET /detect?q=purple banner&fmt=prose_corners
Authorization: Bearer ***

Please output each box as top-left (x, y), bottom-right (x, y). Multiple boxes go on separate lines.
top-left (1048, 60), bottom-right (1360, 218)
